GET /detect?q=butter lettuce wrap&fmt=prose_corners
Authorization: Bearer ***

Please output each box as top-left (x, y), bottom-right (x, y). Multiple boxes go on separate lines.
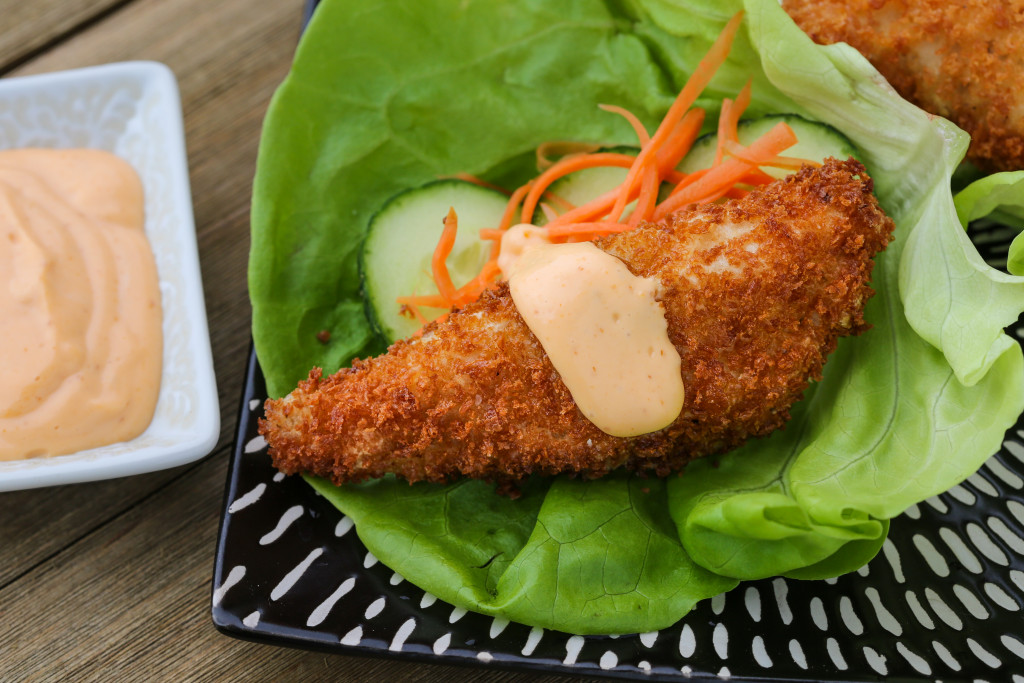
top-left (953, 171), bottom-right (1024, 276)
top-left (249, 0), bottom-right (1024, 634)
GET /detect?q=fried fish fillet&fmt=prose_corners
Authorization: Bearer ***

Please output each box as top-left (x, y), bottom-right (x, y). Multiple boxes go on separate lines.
top-left (261, 158), bottom-right (894, 486)
top-left (783, 0), bottom-right (1024, 172)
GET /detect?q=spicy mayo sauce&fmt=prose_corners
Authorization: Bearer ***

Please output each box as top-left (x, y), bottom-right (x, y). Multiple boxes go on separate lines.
top-left (0, 149), bottom-right (162, 461)
top-left (506, 239), bottom-right (684, 437)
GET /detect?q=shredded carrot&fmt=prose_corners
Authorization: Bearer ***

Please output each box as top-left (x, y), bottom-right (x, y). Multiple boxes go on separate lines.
top-left (662, 166), bottom-right (772, 199)
top-left (655, 108), bottom-right (706, 174)
top-left (727, 144), bottom-right (822, 171)
top-left (766, 155), bottom-right (821, 170)
top-left (401, 11), bottom-right (824, 325)
top-left (713, 99), bottom-right (733, 167)
top-left (729, 80), bottom-right (752, 139)
top-left (451, 261), bottom-right (502, 306)
top-left (666, 167), bottom-right (710, 196)
top-left (738, 167), bottom-right (777, 186)
top-left (653, 122), bottom-right (798, 220)
top-left (598, 103), bottom-right (651, 146)
top-left (722, 139), bottom-right (817, 169)
top-left (486, 181), bottom-right (535, 263)
top-left (396, 294), bottom-right (449, 308)
top-left (519, 152), bottom-right (637, 224)
top-left (628, 163), bottom-right (661, 226)
top-left (431, 208), bottom-right (460, 303)
top-left (663, 169), bottom-right (687, 185)
top-left (402, 302), bottom-right (429, 325)
top-left (544, 189), bottom-right (621, 229)
top-left (546, 221), bottom-right (635, 240)
top-left (607, 11), bottom-right (745, 223)
top-left (498, 182), bottom-right (533, 232)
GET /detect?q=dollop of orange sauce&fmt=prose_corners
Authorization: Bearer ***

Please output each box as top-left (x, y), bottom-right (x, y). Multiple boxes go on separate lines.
top-left (0, 149), bottom-right (162, 461)
top-left (506, 239), bottom-right (684, 437)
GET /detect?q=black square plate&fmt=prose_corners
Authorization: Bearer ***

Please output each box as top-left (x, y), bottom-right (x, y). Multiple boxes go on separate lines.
top-left (215, 1), bottom-right (1024, 675)
top-left (213, 223), bottom-right (1024, 681)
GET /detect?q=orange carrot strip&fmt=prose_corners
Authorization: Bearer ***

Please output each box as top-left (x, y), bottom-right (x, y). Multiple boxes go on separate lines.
top-left (655, 108), bottom-right (706, 174)
top-left (396, 294), bottom-right (449, 308)
top-left (666, 167), bottom-right (710, 196)
top-left (500, 183), bottom-right (533, 230)
top-left (729, 80), bottom-right (752, 140)
top-left (409, 16), bottom-right (772, 316)
top-left (698, 184), bottom-right (737, 205)
top-left (722, 140), bottom-right (815, 169)
top-left (664, 167), bottom-right (769, 198)
top-left (722, 81), bottom-right (752, 141)
top-left (715, 80), bottom-right (751, 165)
top-left (519, 152), bottom-right (637, 224)
top-left (431, 208), bottom-right (459, 303)
top-left (544, 188), bottom-right (621, 229)
top-left (451, 261), bottom-right (502, 305)
top-left (713, 98), bottom-right (733, 166)
top-left (608, 11), bottom-right (745, 222)
top-left (664, 169), bottom-right (688, 184)
top-left (598, 104), bottom-right (651, 145)
top-left (405, 304), bottom-right (429, 325)
top-left (739, 167), bottom-right (777, 185)
top-left (546, 221), bottom-right (635, 240)
top-left (490, 181), bottom-right (535, 260)
top-left (653, 122), bottom-right (797, 220)
top-left (761, 154), bottom-right (822, 170)
top-left (628, 162), bottom-right (661, 226)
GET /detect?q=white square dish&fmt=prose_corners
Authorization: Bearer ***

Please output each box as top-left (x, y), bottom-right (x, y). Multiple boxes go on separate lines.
top-left (0, 61), bottom-right (219, 491)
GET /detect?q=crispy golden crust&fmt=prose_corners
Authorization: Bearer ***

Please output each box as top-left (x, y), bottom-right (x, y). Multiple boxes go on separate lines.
top-left (260, 158), bottom-right (894, 486)
top-left (783, 0), bottom-right (1024, 172)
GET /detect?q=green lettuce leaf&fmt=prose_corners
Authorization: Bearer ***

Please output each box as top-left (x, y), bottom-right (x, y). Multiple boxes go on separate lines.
top-left (249, 0), bottom-right (1024, 633)
top-left (308, 473), bottom-right (737, 633)
top-left (954, 171), bottom-right (1024, 275)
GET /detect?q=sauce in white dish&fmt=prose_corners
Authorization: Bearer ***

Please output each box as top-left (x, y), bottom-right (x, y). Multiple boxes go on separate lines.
top-left (0, 149), bottom-right (162, 461)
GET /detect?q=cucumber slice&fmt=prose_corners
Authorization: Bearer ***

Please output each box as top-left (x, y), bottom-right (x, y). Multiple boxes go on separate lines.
top-left (360, 179), bottom-right (507, 342)
top-left (678, 114), bottom-right (858, 178)
top-left (361, 122), bottom-right (852, 343)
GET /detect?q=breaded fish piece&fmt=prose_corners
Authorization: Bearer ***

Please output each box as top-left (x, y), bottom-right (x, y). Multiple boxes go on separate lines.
top-left (261, 159), bottom-right (894, 486)
top-left (783, 0), bottom-right (1024, 172)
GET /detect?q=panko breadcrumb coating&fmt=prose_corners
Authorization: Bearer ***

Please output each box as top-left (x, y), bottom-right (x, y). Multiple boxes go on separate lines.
top-left (260, 158), bottom-right (895, 487)
top-left (783, 0), bottom-right (1024, 172)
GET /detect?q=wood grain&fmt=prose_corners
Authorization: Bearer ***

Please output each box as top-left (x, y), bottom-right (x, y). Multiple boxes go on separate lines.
top-left (0, 468), bottom-right (185, 587)
top-left (2, 455), bottom-right (573, 682)
top-left (0, 0), bottom-right (573, 679)
top-left (0, 0), bottom-right (126, 73)
top-left (0, 0), bottom-right (291, 601)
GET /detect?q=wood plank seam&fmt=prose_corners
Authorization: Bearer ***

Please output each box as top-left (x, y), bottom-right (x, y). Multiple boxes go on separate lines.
top-left (0, 462), bottom-right (200, 592)
top-left (0, 0), bottom-right (136, 77)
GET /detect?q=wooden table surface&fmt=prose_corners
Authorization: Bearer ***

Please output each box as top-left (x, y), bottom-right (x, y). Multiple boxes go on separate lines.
top-left (0, 2), bottom-right (579, 680)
